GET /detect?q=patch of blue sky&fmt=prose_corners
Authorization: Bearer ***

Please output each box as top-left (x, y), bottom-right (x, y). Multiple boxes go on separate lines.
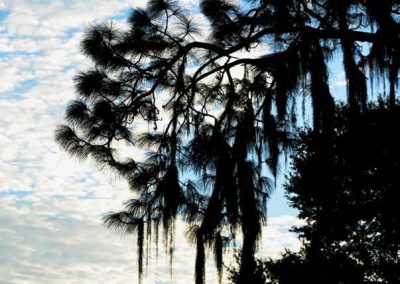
top-left (268, 173), bottom-right (298, 217)
top-left (0, 79), bottom-right (38, 100)
top-left (238, 0), bottom-right (258, 12)
top-left (62, 64), bottom-right (77, 72)
top-left (0, 190), bottom-right (33, 197)
top-left (0, 191), bottom-right (34, 208)
top-left (183, 1), bottom-right (202, 12)
top-left (0, 9), bottom-right (10, 22)
top-left (328, 51), bottom-right (348, 101)
top-left (44, 193), bottom-right (106, 203)
top-left (0, 50), bottom-right (45, 59)
top-left (63, 27), bottom-right (82, 39)
top-left (328, 42), bottom-right (395, 103)
top-left (15, 78), bottom-right (38, 91)
top-left (111, 7), bottom-right (132, 21)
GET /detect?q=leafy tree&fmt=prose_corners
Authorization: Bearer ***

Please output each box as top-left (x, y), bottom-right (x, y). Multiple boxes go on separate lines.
top-left (229, 248), bottom-right (365, 284)
top-left (229, 101), bottom-right (400, 283)
top-left (285, 101), bottom-right (400, 283)
top-left (56, 0), bottom-right (400, 283)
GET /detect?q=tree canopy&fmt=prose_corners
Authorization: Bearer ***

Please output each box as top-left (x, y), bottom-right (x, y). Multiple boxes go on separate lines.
top-left (229, 101), bottom-right (400, 283)
top-left (56, 0), bottom-right (400, 283)
top-left (287, 101), bottom-right (400, 283)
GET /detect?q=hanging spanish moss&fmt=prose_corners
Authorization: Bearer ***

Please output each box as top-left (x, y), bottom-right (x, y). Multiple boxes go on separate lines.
top-left (213, 232), bottom-right (224, 284)
top-left (137, 218), bottom-right (144, 283)
top-left (56, 0), bottom-right (400, 282)
top-left (195, 229), bottom-right (205, 284)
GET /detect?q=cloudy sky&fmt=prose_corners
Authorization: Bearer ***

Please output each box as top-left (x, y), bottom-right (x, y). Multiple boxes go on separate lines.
top-left (0, 1), bottom-right (345, 283)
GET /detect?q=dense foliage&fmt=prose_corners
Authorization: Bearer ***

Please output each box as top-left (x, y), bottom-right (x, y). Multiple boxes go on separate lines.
top-left (230, 101), bottom-right (400, 283)
top-left (286, 102), bottom-right (400, 283)
top-left (56, 0), bottom-right (400, 282)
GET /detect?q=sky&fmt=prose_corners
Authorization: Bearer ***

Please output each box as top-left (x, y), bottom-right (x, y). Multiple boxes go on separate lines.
top-left (0, 1), bottom-right (348, 283)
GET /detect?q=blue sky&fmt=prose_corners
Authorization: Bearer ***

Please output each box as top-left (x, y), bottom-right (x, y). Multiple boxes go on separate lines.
top-left (0, 1), bottom-right (351, 283)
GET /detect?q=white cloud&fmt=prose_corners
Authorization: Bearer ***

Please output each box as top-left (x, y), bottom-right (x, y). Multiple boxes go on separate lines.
top-left (2, 0), bottom-right (143, 38)
top-left (0, 192), bottom-right (301, 283)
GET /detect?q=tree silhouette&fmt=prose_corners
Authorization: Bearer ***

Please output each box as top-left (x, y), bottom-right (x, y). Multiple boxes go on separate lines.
top-left (229, 101), bottom-right (400, 283)
top-left (285, 101), bottom-right (400, 283)
top-left (56, 0), bottom-right (400, 283)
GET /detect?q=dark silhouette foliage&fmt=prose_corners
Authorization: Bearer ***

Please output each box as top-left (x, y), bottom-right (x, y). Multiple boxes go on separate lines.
top-left (286, 101), bottom-right (400, 283)
top-left (229, 101), bottom-right (400, 283)
top-left (56, 0), bottom-right (400, 282)
top-left (229, 249), bottom-right (365, 284)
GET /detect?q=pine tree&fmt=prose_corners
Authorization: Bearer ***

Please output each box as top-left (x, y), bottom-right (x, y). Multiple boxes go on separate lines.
top-left (56, 0), bottom-right (400, 282)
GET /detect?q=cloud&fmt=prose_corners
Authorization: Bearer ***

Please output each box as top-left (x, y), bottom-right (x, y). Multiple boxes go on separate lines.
top-left (2, 0), bottom-right (143, 37)
top-left (0, 195), bottom-right (135, 284)
top-left (0, 192), bottom-right (301, 283)
top-left (0, 2), bottom-right (146, 281)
